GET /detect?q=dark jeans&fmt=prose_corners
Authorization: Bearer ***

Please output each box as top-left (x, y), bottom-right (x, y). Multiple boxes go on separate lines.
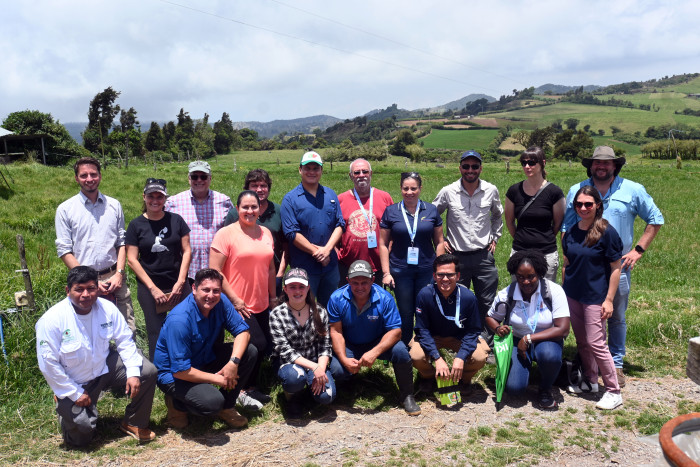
top-left (56, 349), bottom-right (157, 447)
top-left (505, 339), bottom-right (563, 394)
top-left (455, 248), bottom-right (498, 343)
top-left (243, 310), bottom-right (272, 388)
top-left (136, 281), bottom-right (191, 361)
top-left (158, 342), bottom-right (257, 416)
top-left (390, 266), bottom-right (433, 345)
top-left (329, 338), bottom-right (411, 382)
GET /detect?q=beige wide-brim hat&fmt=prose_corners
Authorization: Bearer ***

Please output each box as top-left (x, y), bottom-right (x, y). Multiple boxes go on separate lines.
top-left (582, 146), bottom-right (626, 169)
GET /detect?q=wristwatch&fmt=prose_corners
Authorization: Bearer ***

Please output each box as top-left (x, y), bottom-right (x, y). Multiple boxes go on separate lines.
top-left (117, 268), bottom-right (126, 275)
top-left (230, 357), bottom-right (241, 365)
top-left (634, 245), bottom-right (645, 254)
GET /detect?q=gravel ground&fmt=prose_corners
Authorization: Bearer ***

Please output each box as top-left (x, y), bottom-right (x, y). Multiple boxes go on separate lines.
top-left (69, 376), bottom-right (700, 466)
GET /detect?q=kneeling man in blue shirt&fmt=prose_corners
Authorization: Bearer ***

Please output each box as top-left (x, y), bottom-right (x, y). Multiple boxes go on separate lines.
top-left (153, 268), bottom-right (257, 429)
top-left (410, 254), bottom-right (489, 393)
top-left (328, 260), bottom-right (420, 415)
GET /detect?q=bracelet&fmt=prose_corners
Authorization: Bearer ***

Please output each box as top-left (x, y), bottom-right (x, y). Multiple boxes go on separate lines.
top-left (525, 334), bottom-right (532, 346)
top-left (312, 364), bottom-right (319, 372)
top-left (383, 272), bottom-right (391, 278)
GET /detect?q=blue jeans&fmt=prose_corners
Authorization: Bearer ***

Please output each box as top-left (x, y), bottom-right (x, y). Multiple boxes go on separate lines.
top-left (391, 267), bottom-right (433, 344)
top-left (308, 266), bottom-right (340, 308)
top-left (608, 268), bottom-right (630, 368)
top-left (277, 363), bottom-right (336, 404)
top-left (505, 339), bottom-right (563, 394)
top-left (329, 338), bottom-right (411, 382)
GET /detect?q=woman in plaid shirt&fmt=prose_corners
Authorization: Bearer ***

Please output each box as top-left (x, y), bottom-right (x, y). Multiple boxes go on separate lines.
top-left (270, 268), bottom-right (336, 418)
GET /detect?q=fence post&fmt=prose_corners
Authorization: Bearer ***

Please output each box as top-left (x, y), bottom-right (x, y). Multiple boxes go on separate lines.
top-left (15, 234), bottom-right (36, 311)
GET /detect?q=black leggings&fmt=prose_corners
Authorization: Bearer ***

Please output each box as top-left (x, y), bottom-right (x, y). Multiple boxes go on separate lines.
top-left (243, 310), bottom-right (272, 387)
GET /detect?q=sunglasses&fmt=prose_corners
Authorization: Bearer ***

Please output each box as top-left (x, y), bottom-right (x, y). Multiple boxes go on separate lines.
top-left (401, 171), bottom-right (420, 179)
top-left (146, 178), bottom-right (166, 186)
top-left (520, 160), bottom-right (537, 167)
top-left (461, 164), bottom-right (480, 170)
top-left (574, 201), bottom-right (595, 209)
top-left (352, 170), bottom-right (370, 175)
top-left (435, 272), bottom-right (457, 279)
top-left (189, 174), bottom-right (210, 181)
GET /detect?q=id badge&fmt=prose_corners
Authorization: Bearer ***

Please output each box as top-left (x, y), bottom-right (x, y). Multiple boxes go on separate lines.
top-left (367, 231), bottom-right (377, 248)
top-left (407, 247), bottom-right (419, 265)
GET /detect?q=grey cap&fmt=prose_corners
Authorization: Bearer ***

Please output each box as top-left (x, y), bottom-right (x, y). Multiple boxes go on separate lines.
top-left (347, 260), bottom-right (373, 279)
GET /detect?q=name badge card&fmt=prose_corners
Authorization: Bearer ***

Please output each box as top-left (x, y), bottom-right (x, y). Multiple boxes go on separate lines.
top-left (367, 231), bottom-right (377, 248)
top-left (407, 247), bottom-right (419, 265)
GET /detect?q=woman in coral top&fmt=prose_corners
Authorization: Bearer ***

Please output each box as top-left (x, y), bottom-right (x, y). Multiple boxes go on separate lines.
top-left (210, 190), bottom-right (276, 409)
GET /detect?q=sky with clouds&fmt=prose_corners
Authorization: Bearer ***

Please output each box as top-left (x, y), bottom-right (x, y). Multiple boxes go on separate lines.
top-left (2, 0), bottom-right (699, 126)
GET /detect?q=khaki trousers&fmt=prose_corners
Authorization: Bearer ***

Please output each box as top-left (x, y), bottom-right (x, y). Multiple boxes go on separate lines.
top-left (410, 336), bottom-right (489, 383)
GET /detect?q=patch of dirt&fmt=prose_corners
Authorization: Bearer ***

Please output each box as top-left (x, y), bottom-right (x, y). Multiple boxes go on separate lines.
top-left (79, 376), bottom-right (699, 466)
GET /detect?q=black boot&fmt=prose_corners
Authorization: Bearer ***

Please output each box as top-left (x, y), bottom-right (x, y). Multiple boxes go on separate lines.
top-left (394, 362), bottom-right (421, 416)
top-left (284, 390), bottom-right (304, 419)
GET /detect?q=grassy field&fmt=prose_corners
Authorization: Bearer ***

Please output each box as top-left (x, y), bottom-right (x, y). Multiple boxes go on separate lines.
top-left (1, 152), bottom-right (698, 462)
top-left (421, 128), bottom-right (499, 150)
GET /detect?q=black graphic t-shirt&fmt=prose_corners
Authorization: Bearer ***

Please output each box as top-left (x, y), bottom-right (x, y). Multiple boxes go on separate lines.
top-left (125, 212), bottom-right (190, 289)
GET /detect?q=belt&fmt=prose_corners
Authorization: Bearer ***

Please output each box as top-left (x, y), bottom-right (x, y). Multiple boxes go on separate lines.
top-left (96, 263), bottom-right (117, 276)
top-left (454, 247), bottom-right (488, 255)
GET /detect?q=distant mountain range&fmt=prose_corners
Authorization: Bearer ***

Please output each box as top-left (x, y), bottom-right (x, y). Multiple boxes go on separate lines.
top-left (60, 86), bottom-right (599, 144)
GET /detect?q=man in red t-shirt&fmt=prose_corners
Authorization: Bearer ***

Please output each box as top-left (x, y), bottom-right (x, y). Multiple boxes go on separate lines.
top-left (337, 158), bottom-right (394, 285)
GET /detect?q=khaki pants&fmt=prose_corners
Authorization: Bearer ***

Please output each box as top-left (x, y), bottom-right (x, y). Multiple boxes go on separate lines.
top-left (410, 336), bottom-right (489, 383)
top-left (98, 270), bottom-right (136, 334)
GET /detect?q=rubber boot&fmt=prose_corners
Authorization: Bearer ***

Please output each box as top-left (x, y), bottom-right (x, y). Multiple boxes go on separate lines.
top-left (394, 362), bottom-right (421, 416)
top-left (284, 390), bottom-right (304, 419)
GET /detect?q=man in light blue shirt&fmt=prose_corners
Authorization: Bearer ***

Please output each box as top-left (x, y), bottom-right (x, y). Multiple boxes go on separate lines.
top-left (562, 146), bottom-right (664, 386)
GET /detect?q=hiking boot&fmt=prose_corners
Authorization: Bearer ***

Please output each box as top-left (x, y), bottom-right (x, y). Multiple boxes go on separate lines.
top-left (165, 395), bottom-right (188, 429)
top-left (284, 391), bottom-right (304, 419)
top-left (119, 421), bottom-right (156, 442)
top-left (217, 408), bottom-right (248, 428)
top-left (236, 391), bottom-right (263, 410)
top-left (615, 368), bottom-right (626, 388)
top-left (537, 389), bottom-right (558, 410)
top-left (596, 391), bottom-right (623, 410)
top-left (402, 394), bottom-right (421, 416)
top-left (246, 388), bottom-right (272, 404)
top-left (567, 380), bottom-right (599, 394)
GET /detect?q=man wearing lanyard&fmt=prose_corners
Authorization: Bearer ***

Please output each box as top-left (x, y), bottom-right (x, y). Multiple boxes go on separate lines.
top-left (410, 254), bottom-right (489, 393)
top-left (433, 150), bottom-right (503, 332)
top-left (337, 158), bottom-right (394, 285)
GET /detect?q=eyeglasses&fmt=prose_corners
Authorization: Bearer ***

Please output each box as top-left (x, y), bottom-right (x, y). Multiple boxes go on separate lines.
top-left (189, 174), bottom-right (210, 181)
top-left (461, 164), bottom-right (480, 170)
top-left (352, 170), bottom-right (370, 175)
top-left (146, 178), bottom-right (166, 186)
top-left (435, 272), bottom-right (457, 279)
top-left (520, 160), bottom-right (537, 167)
top-left (574, 201), bottom-right (595, 209)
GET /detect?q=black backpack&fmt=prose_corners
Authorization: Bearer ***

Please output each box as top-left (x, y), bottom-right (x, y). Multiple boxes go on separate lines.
top-left (497, 279), bottom-right (554, 326)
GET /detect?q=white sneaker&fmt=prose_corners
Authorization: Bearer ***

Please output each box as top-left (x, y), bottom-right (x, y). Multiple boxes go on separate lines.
top-left (596, 391), bottom-right (623, 410)
top-left (567, 380), bottom-right (599, 394)
top-left (236, 391), bottom-right (263, 410)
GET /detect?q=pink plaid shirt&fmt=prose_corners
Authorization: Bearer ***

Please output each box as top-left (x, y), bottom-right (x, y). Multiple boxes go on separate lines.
top-left (165, 189), bottom-right (232, 279)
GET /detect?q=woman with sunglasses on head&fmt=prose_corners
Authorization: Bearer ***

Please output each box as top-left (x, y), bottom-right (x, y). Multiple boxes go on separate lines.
top-left (269, 268), bottom-right (335, 418)
top-left (210, 190), bottom-right (276, 410)
top-left (504, 146), bottom-right (565, 281)
top-left (379, 172), bottom-right (445, 344)
top-left (562, 185), bottom-right (623, 410)
top-left (126, 178), bottom-right (191, 360)
top-left (485, 250), bottom-right (570, 410)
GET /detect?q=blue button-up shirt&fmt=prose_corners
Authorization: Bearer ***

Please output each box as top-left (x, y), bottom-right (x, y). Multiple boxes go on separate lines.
top-left (327, 284), bottom-right (401, 345)
top-left (281, 183), bottom-right (345, 275)
top-left (562, 176), bottom-right (664, 254)
top-left (153, 294), bottom-right (249, 385)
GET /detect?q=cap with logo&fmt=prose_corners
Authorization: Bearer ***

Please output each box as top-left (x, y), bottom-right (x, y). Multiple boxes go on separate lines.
top-left (300, 151), bottom-right (323, 166)
top-left (347, 260), bottom-right (373, 279)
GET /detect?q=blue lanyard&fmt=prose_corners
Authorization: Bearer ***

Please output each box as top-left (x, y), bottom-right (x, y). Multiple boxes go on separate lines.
top-left (353, 188), bottom-right (374, 230)
top-left (434, 285), bottom-right (463, 328)
top-left (519, 292), bottom-right (542, 333)
top-left (400, 201), bottom-right (420, 246)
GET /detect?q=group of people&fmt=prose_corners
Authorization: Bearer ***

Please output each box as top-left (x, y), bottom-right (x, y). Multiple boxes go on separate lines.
top-left (37, 144), bottom-right (663, 446)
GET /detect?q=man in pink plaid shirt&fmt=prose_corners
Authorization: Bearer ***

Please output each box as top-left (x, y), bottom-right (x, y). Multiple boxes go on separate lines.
top-left (165, 161), bottom-right (233, 280)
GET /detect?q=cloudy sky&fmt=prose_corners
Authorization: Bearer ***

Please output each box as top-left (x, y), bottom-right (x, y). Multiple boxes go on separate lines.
top-left (2, 0), bottom-right (699, 125)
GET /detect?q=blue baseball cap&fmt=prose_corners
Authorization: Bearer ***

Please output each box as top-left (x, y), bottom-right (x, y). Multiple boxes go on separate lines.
top-left (460, 150), bottom-right (482, 162)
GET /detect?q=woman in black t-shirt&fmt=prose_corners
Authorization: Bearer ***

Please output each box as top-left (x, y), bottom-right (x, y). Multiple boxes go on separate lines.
top-left (126, 178), bottom-right (191, 360)
top-left (504, 146), bottom-right (565, 281)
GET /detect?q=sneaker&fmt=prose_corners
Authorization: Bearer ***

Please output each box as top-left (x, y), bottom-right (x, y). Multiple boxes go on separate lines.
top-left (165, 395), bottom-right (188, 429)
top-left (246, 388), bottom-right (272, 404)
top-left (538, 389), bottom-right (558, 410)
top-left (596, 391), bottom-right (623, 410)
top-left (217, 408), bottom-right (248, 428)
top-left (237, 391), bottom-right (263, 410)
top-left (485, 353), bottom-right (496, 365)
top-left (615, 368), bottom-right (626, 388)
top-left (119, 421), bottom-right (156, 442)
top-left (567, 380), bottom-right (599, 394)
top-left (402, 394), bottom-right (421, 416)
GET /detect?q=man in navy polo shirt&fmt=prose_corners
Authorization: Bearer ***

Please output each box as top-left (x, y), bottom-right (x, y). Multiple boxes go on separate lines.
top-left (153, 268), bottom-right (256, 429)
top-left (327, 260), bottom-right (421, 415)
top-left (410, 254), bottom-right (489, 393)
top-left (281, 151), bottom-right (345, 307)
